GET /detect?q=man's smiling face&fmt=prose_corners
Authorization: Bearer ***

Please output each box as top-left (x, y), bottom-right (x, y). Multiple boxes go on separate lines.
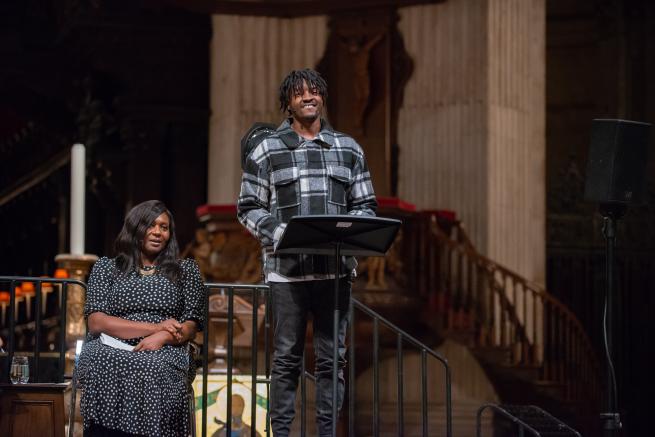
top-left (288, 80), bottom-right (324, 123)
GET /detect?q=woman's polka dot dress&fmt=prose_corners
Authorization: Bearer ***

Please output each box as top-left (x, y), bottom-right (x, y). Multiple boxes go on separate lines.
top-left (77, 257), bottom-right (205, 436)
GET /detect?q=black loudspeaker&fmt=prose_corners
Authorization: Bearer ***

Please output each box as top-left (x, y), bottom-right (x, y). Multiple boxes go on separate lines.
top-left (584, 119), bottom-right (652, 205)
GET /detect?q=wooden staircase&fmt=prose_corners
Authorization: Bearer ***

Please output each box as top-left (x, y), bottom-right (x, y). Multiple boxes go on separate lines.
top-left (418, 214), bottom-right (602, 434)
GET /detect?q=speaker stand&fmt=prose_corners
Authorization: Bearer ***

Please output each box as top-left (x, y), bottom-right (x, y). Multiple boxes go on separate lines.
top-left (598, 203), bottom-right (625, 436)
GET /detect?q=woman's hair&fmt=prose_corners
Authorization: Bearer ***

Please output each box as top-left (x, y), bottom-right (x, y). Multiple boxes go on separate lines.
top-left (278, 68), bottom-right (328, 113)
top-left (114, 200), bottom-right (181, 282)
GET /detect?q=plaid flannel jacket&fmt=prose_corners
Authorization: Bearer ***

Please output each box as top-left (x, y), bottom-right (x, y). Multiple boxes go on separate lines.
top-left (237, 119), bottom-right (378, 279)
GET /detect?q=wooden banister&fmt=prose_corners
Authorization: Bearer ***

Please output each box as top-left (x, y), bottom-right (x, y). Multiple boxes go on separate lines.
top-left (427, 215), bottom-right (601, 404)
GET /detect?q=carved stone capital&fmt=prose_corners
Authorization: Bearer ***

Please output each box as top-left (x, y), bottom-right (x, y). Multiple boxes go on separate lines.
top-left (54, 254), bottom-right (99, 280)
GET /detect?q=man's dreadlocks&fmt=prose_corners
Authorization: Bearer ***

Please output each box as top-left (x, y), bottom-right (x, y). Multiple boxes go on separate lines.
top-left (278, 68), bottom-right (328, 113)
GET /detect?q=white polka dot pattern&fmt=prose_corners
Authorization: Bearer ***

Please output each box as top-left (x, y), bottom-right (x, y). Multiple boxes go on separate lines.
top-left (78, 257), bottom-right (206, 436)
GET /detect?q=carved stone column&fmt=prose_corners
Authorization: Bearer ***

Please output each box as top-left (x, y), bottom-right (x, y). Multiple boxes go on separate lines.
top-left (55, 253), bottom-right (97, 437)
top-left (317, 8), bottom-right (414, 197)
top-left (397, 0), bottom-right (546, 283)
top-left (54, 254), bottom-right (98, 367)
top-left (207, 14), bottom-right (328, 204)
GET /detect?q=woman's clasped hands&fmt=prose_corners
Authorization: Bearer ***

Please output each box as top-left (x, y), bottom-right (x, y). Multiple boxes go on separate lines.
top-left (133, 318), bottom-right (183, 352)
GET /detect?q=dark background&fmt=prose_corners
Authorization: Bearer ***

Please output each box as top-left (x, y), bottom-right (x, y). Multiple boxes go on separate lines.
top-left (0, 0), bottom-right (210, 274)
top-left (546, 0), bottom-right (655, 434)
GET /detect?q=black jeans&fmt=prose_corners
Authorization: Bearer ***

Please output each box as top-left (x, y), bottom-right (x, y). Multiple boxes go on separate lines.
top-left (269, 277), bottom-right (351, 437)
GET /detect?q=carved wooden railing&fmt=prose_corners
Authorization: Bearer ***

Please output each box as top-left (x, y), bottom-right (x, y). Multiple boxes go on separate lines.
top-left (421, 214), bottom-right (601, 405)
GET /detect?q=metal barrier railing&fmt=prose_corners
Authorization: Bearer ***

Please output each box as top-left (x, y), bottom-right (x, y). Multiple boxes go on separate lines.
top-left (0, 275), bottom-right (85, 384)
top-left (202, 284), bottom-right (452, 437)
top-left (201, 283), bottom-right (272, 437)
top-left (1, 277), bottom-right (451, 437)
top-left (347, 298), bottom-right (452, 437)
top-left (477, 404), bottom-right (541, 437)
top-left (476, 404), bottom-right (582, 437)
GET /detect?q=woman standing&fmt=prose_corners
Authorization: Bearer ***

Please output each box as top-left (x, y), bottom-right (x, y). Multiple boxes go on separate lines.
top-left (78, 200), bottom-right (205, 437)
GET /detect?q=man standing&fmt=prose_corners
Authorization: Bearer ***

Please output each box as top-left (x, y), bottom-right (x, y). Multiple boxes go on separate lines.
top-left (237, 68), bottom-right (377, 436)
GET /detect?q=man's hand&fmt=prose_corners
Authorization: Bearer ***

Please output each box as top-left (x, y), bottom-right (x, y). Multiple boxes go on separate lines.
top-left (157, 318), bottom-right (182, 342)
top-left (133, 331), bottom-right (172, 352)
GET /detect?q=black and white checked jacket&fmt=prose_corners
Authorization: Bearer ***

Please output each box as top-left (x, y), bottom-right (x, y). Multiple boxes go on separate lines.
top-left (237, 119), bottom-right (378, 280)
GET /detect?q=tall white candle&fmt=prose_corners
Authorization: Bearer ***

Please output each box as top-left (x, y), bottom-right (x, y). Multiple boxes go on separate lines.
top-left (70, 144), bottom-right (85, 255)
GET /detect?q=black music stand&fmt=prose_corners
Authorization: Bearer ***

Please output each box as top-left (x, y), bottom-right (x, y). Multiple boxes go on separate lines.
top-left (275, 215), bottom-right (401, 437)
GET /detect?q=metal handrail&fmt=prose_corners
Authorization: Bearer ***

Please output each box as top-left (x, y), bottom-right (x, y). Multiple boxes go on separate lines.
top-left (0, 275), bottom-right (85, 384)
top-left (2, 277), bottom-right (452, 437)
top-left (298, 297), bottom-right (452, 437)
top-left (203, 284), bottom-right (452, 437)
top-left (476, 403), bottom-right (582, 437)
top-left (0, 276), bottom-right (85, 437)
top-left (477, 404), bottom-right (541, 437)
top-left (201, 283), bottom-right (271, 437)
top-left (351, 297), bottom-right (452, 437)
top-left (0, 278), bottom-right (273, 437)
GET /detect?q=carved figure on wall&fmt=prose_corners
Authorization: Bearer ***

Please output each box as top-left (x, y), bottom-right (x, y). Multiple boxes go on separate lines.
top-left (363, 257), bottom-right (387, 289)
top-left (184, 228), bottom-right (261, 284)
top-left (338, 32), bottom-right (385, 132)
top-left (181, 228), bottom-right (213, 274)
top-left (357, 228), bottom-right (404, 290)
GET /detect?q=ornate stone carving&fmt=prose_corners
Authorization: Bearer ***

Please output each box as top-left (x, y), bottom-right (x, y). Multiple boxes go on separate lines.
top-left (183, 227), bottom-right (262, 284)
top-left (54, 253), bottom-right (98, 376)
top-left (356, 227), bottom-right (405, 291)
top-left (337, 32), bottom-right (385, 133)
top-left (184, 206), bottom-right (262, 284)
top-left (317, 9), bottom-right (414, 196)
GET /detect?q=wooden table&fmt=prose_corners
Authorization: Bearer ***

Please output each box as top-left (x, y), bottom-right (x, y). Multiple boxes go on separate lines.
top-left (0, 383), bottom-right (67, 437)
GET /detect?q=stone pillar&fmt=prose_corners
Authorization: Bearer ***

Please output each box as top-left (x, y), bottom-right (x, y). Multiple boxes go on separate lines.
top-left (487, 0), bottom-right (546, 284)
top-left (207, 14), bottom-right (328, 204)
top-left (397, 0), bottom-right (545, 283)
top-left (55, 253), bottom-right (97, 437)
